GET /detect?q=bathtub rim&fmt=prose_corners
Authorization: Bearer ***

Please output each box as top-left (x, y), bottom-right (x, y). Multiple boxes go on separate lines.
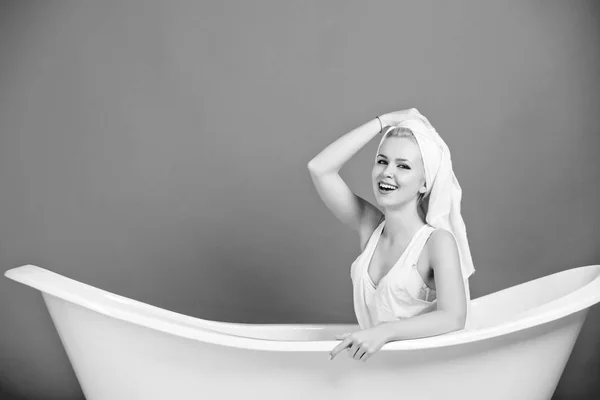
top-left (5, 264), bottom-right (600, 352)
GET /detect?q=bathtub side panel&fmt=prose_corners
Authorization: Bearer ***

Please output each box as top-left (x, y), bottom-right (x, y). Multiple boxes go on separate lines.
top-left (42, 294), bottom-right (589, 400)
top-left (42, 294), bottom-right (353, 399)
top-left (370, 309), bottom-right (588, 400)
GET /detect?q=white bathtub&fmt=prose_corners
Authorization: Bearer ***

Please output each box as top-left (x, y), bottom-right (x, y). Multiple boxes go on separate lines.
top-left (5, 264), bottom-right (600, 400)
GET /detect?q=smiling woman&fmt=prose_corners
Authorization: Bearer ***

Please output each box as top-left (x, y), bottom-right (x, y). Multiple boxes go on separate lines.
top-left (308, 108), bottom-right (475, 361)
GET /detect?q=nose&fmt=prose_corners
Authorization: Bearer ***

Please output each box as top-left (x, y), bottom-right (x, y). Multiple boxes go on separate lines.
top-left (383, 163), bottom-right (395, 178)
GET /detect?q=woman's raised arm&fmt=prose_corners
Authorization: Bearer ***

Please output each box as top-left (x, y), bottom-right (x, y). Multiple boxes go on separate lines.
top-left (306, 118), bottom-right (382, 237)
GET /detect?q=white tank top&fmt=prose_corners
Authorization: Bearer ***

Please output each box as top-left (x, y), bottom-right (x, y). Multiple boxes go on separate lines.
top-left (351, 219), bottom-right (469, 330)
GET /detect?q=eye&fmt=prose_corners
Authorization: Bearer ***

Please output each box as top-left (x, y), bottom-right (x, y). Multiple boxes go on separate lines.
top-left (377, 160), bottom-right (387, 165)
top-left (398, 164), bottom-right (410, 169)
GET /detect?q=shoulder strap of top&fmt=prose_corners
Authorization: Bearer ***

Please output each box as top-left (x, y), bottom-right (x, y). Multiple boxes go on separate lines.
top-left (405, 225), bottom-right (437, 267)
top-left (365, 214), bottom-right (385, 244)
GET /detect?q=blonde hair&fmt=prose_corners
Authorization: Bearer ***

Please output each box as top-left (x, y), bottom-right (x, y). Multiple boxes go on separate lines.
top-left (381, 125), bottom-right (417, 143)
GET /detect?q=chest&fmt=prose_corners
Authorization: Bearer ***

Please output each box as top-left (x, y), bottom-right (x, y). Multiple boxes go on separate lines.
top-left (368, 241), bottom-right (435, 290)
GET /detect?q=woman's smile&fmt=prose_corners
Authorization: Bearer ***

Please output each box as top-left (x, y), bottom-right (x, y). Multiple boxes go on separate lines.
top-left (377, 181), bottom-right (399, 194)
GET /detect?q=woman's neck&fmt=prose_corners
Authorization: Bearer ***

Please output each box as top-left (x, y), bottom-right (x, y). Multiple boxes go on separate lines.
top-left (380, 203), bottom-right (426, 246)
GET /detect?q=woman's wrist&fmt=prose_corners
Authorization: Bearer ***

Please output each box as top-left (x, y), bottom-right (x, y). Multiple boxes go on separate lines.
top-left (378, 113), bottom-right (393, 130)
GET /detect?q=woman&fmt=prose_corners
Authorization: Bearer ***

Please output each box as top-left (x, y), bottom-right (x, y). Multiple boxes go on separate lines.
top-left (307, 108), bottom-right (475, 362)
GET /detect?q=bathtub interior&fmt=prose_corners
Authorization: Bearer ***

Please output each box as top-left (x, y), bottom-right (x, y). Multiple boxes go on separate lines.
top-left (4, 265), bottom-right (358, 341)
top-left (5, 264), bottom-right (600, 342)
top-left (471, 265), bottom-right (600, 329)
top-left (102, 288), bottom-right (361, 341)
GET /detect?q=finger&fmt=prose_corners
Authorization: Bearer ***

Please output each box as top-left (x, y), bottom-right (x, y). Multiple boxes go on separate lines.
top-left (360, 350), bottom-right (371, 362)
top-left (349, 343), bottom-right (365, 361)
top-left (355, 349), bottom-right (367, 361)
top-left (330, 338), bottom-right (352, 360)
top-left (349, 343), bottom-right (361, 359)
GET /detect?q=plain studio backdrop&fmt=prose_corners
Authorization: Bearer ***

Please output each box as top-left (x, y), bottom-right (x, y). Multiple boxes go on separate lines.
top-left (1, 1), bottom-right (599, 399)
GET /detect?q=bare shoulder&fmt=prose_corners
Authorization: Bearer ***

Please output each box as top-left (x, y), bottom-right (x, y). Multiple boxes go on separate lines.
top-left (427, 229), bottom-right (460, 269)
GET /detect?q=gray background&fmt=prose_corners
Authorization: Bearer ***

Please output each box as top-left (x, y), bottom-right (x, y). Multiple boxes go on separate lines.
top-left (1, 1), bottom-right (599, 399)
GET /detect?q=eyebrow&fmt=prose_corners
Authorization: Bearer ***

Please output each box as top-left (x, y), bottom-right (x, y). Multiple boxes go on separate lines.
top-left (377, 154), bottom-right (412, 163)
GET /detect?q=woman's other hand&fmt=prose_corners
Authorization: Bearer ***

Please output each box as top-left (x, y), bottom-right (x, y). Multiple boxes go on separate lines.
top-left (329, 325), bottom-right (391, 362)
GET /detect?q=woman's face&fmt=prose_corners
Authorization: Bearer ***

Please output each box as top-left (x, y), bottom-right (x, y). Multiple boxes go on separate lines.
top-left (372, 136), bottom-right (426, 208)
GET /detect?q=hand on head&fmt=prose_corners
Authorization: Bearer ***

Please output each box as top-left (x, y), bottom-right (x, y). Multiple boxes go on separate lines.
top-left (379, 108), bottom-right (434, 131)
top-left (379, 108), bottom-right (419, 127)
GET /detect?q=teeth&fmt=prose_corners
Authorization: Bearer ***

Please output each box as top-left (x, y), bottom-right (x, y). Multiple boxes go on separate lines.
top-left (379, 183), bottom-right (397, 190)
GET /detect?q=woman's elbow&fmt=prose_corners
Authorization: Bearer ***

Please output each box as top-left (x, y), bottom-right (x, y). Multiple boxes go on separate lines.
top-left (307, 160), bottom-right (321, 175)
top-left (447, 310), bottom-right (467, 332)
